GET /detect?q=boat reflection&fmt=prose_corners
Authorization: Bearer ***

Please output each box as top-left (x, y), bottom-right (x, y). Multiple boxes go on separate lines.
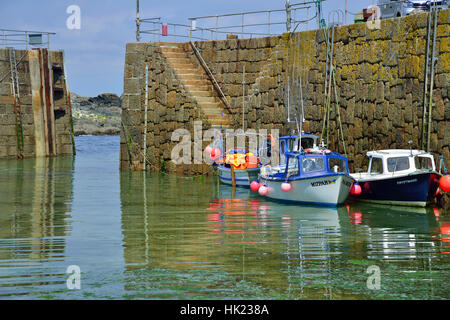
top-left (344, 202), bottom-right (445, 259)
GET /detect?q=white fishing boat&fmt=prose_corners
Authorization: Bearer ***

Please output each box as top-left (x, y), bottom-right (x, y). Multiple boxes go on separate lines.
top-left (349, 149), bottom-right (442, 207)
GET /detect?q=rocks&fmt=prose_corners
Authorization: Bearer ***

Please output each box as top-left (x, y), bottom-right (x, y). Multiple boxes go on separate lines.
top-left (71, 92), bottom-right (121, 136)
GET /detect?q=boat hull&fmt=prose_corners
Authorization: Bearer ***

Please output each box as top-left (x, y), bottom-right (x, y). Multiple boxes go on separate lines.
top-left (218, 166), bottom-right (260, 187)
top-left (351, 171), bottom-right (441, 207)
top-left (259, 174), bottom-right (354, 206)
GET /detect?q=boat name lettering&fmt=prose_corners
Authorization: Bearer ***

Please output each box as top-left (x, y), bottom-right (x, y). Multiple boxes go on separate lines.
top-left (396, 179), bottom-right (418, 185)
top-left (311, 179), bottom-right (337, 187)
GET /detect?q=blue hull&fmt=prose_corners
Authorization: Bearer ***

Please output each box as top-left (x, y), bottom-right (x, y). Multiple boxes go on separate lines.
top-left (218, 165), bottom-right (260, 188)
top-left (352, 172), bottom-right (441, 207)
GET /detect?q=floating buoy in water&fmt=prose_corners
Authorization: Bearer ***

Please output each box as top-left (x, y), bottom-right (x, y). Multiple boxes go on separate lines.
top-left (350, 183), bottom-right (362, 196)
top-left (440, 175), bottom-right (450, 192)
top-left (250, 181), bottom-right (260, 191)
top-left (210, 148), bottom-right (221, 160)
top-left (258, 185), bottom-right (269, 196)
top-left (281, 182), bottom-right (292, 192)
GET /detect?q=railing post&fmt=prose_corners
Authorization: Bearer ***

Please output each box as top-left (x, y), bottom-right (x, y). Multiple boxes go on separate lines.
top-left (136, 0), bottom-right (141, 42)
top-left (216, 15), bottom-right (218, 40)
top-left (158, 18), bottom-right (161, 42)
top-left (286, 0), bottom-right (292, 32)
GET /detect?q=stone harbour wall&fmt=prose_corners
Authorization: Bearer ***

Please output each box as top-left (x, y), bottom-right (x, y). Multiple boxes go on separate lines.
top-left (121, 9), bottom-right (449, 173)
top-left (121, 43), bottom-right (213, 174)
top-left (0, 48), bottom-right (74, 159)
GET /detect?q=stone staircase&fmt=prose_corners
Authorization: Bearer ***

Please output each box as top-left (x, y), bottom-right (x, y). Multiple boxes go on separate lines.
top-left (159, 43), bottom-right (230, 128)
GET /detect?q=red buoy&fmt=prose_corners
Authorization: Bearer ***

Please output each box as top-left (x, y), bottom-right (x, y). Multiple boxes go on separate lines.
top-left (281, 182), bottom-right (292, 192)
top-left (210, 148), bottom-right (221, 160)
top-left (250, 181), bottom-right (260, 191)
top-left (258, 185), bottom-right (269, 196)
top-left (440, 175), bottom-right (450, 192)
top-left (350, 183), bottom-right (362, 196)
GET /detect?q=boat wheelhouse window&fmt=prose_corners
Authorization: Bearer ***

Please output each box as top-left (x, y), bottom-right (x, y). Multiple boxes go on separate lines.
top-left (301, 138), bottom-right (315, 149)
top-left (328, 158), bottom-right (347, 173)
top-left (302, 157), bottom-right (325, 173)
top-left (286, 157), bottom-right (299, 176)
top-left (370, 157), bottom-right (383, 174)
top-left (387, 157), bottom-right (410, 172)
top-left (414, 156), bottom-right (433, 170)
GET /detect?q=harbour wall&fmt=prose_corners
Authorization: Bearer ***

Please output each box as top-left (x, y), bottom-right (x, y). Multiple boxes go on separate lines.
top-left (121, 9), bottom-right (450, 174)
top-left (0, 48), bottom-right (74, 159)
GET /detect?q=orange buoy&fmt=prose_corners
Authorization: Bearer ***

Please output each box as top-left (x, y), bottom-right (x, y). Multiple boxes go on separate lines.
top-left (439, 175), bottom-right (450, 192)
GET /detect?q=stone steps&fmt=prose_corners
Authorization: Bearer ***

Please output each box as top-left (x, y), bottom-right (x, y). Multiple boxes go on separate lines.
top-left (160, 43), bottom-right (230, 127)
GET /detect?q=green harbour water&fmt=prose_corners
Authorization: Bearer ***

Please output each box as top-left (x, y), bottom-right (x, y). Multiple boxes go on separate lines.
top-left (0, 136), bottom-right (449, 300)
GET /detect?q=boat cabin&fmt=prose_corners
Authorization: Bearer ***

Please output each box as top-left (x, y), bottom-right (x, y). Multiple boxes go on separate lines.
top-left (263, 151), bottom-right (350, 181)
top-left (279, 134), bottom-right (320, 166)
top-left (363, 150), bottom-right (436, 176)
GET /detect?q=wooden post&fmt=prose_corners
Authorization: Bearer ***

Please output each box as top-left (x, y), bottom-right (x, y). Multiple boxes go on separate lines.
top-left (230, 165), bottom-right (236, 188)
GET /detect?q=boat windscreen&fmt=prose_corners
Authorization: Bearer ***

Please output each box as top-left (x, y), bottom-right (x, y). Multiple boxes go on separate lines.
top-left (328, 157), bottom-right (348, 173)
top-left (302, 157), bottom-right (325, 173)
top-left (387, 157), bottom-right (410, 172)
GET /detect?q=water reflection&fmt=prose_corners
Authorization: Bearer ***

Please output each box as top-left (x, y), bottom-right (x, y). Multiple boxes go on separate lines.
top-left (1, 135), bottom-right (448, 299)
top-left (120, 173), bottom-right (449, 299)
top-left (0, 156), bottom-right (74, 296)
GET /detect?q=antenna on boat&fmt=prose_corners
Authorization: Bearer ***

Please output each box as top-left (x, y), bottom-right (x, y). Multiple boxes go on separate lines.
top-left (408, 140), bottom-right (413, 157)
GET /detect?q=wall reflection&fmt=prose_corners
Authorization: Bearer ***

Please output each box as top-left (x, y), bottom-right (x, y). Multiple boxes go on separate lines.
top-left (0, 156), bottom-right (74, 292)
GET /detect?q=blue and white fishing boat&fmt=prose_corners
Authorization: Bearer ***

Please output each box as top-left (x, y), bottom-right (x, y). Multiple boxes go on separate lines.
top-left (349, 149), bottom-right (442, 207)
top-left (256, 147), bottom-right (355, 206)
top-left (217, 148), bottom-right (262, 187)
top-left (217, 133), bottom-right (319, 188)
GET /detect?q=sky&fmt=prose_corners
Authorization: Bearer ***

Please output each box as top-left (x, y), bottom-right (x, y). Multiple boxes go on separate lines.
top-left (1, 0), bottom-right (374, 97)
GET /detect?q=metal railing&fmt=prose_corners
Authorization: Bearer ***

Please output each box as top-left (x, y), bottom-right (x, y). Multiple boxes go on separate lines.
top-left (0, 29), bottom-right (56, 49)
top-left (188, 5), bottom-right (314, 41)
top-left (136, 1), bottom-right (325, 42)
top-left (190, 41), bottom-right (232, 112)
